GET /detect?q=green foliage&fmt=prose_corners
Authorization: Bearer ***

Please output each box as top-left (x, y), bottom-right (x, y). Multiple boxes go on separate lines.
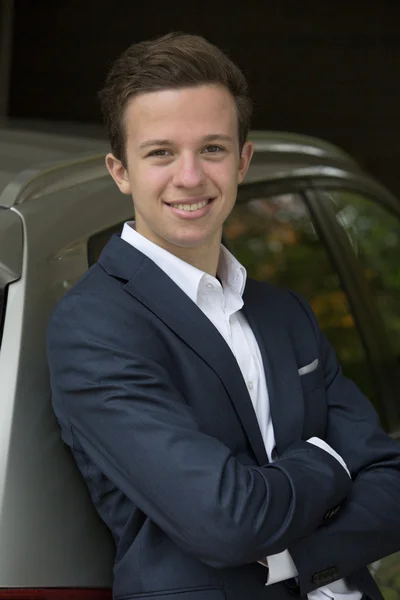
top-left (331, 191), bottom-right (400, 358)
top-left (225, 192), bottom-right (378, 407)
top-left (374, 553), bottom-right (400, 599)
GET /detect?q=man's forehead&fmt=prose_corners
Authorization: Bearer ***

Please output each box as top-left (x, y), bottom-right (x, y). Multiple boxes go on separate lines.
top-left (125, 86), bottom-right (235, 122)
top-left (124, 86), bottom-right (238, 145)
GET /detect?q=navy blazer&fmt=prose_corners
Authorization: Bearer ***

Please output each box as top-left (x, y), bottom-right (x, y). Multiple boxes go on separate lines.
top-left (47, 235), bottom-right (400, 600)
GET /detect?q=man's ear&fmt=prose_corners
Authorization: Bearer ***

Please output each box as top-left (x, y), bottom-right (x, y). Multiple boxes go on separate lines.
top-left (238, 141), bottom-right (254, 184)
top-left (105, 153), bottom-right (132, 195)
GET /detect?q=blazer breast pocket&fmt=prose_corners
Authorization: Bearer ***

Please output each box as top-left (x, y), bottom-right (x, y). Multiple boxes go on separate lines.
top-left (299, 363), bottom-right (328, 439)
top-left (299, 360), bottom-right (323, 393)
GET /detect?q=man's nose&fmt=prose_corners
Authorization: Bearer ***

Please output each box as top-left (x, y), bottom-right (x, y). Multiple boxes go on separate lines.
top-left (172, 154), bottom-right (206, 188)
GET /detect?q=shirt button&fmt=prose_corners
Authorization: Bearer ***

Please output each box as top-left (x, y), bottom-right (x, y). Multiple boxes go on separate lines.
top-left (206, 283), bottom-right (213, 289)
top-left (248, 381), bottom-right (254, 390)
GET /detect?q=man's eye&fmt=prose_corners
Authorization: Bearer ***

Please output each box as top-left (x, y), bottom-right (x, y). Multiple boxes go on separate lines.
top-left (203, 145), bottom-right (224, 153)
top-left (148, 149), bottom-right (171, 157)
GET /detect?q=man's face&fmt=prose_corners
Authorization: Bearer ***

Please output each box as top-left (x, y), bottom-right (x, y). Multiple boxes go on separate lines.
top-left (106, 84), bottom-right (253, 254)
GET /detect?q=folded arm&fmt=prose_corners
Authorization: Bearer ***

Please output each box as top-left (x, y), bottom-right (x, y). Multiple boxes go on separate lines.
top-left (47, 291), bottom-right (351, 569)
top-left (286, 292), bottom-right (400, 595)
top-left (263, 438), bottom-right (362, 599)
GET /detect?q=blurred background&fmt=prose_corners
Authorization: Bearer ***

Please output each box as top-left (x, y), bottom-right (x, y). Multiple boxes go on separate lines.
top-left (1, 0), bottom-right (400, 197)
top-left (1, 2), bottom-right (400, 598)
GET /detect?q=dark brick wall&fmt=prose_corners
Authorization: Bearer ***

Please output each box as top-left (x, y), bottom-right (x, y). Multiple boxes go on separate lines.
top-left (8, 1), bottom-right (400, 197)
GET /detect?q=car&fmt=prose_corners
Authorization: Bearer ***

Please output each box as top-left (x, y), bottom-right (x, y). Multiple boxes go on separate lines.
top-left (0, 124), bottom-right (399, 599)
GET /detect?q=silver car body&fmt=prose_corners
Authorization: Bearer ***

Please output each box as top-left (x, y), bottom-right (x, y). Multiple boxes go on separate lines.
top-left (0, 124), bottom-right (398, 590)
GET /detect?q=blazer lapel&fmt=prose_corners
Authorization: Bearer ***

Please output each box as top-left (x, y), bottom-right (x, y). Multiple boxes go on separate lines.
top-left (243, 279), bottom-right (304, 456)
top-left (98, 236), bottom-right (268, 466)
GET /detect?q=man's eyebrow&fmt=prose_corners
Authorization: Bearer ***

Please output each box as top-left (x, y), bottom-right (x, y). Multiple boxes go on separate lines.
top-left (138, 134), bottom-right (234, 150)
top-left (202, 134), bottom-right (234, 143)
top-left (139, 139), bottom-right (173, 150)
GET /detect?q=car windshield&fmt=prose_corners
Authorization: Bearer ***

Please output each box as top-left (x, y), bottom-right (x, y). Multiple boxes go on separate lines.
top-left (0, 209), bottom-right (23, 349)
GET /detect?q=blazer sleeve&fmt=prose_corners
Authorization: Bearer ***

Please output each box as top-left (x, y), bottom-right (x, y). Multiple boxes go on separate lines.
top-left (287, 291), bottom-right (400, 595)
top-left (47, 290), bottom-right (351, 569)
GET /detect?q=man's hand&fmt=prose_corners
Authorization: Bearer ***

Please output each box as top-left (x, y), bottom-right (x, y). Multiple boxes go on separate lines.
top-left (259, 438), bottom-right (352, 585)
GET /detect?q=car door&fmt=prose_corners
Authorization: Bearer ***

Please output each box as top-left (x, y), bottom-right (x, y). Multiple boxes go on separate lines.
top-left (311, 186), bottom-right (400, 600)
top-left (223, 178), bottom-right (400, 600)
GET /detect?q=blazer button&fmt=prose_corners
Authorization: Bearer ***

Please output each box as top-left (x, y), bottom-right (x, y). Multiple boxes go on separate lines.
top-left (312, 566), bottom-right (339, 585)
top-left (328, 566), bottom-right (339, 579)
top-left (323, 504), bottom-right (341, 521)
top-left (312, 572), bottom-right (323, 585)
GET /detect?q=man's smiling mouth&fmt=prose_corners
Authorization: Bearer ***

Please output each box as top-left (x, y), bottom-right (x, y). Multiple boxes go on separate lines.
top-left (165, 198), bottom-right (214, 213)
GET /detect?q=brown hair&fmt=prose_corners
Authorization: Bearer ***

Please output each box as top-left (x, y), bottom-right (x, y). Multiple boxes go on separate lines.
top-left (98, 32), bottom-right (252, 166)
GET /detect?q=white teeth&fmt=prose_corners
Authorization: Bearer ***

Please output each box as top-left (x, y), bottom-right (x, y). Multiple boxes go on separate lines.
top-left (174, 199), bottom-right (209, 212)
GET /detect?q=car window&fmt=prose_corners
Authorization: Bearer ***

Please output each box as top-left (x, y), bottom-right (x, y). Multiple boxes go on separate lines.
top-left (87, 220), bottom-right (129, 267)
top-left (0, 209), bottom-right (23, 350)
top-left (325, 190), bottom-right (400, 364)
top-left (0, 285), bottom-right (7, 348)
top-left (224, 191), bottom-right (378, 409)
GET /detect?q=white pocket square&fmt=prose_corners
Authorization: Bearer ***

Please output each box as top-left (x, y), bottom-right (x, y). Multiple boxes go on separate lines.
top-left (298, 358), bottom-right (319, 376)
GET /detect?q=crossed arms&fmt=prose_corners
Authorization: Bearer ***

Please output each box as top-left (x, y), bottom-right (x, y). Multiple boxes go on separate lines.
top-left (47, 289), bottom-right (400, 596)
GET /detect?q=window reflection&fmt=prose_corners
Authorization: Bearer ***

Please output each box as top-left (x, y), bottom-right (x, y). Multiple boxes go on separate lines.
top-left (326, 191), bottom-right (400, 362)
top-left (225, 192), bottom-right (377, 406)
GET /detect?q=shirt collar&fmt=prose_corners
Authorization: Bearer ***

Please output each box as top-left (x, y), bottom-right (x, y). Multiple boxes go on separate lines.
top-left (121, 222), bottom-right (247, 305)
top-left (217, 245), bottom-right (247, 298)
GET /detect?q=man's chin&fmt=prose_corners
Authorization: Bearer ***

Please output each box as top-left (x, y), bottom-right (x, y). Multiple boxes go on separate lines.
top-left (167, 230), bottom-right (222, 250)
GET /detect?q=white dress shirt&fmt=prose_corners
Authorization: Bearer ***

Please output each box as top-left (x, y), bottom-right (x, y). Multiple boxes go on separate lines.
top-left (120, 222), bottom-right (362, 600)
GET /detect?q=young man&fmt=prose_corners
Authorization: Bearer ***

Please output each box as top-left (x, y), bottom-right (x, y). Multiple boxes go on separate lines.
top-left (47, 33), bottom-right (400, 600)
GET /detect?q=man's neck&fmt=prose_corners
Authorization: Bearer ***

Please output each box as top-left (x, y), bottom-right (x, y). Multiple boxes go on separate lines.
top-left (162, 240), bottom-right (221, 277)
top-left (134, 222), bottom-right (222, 277)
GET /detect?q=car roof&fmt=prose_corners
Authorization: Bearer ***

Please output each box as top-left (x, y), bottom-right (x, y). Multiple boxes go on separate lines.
top-left (0, 122), bottom-right (107, 199)
top-left (0, 121), bottom-right (395, 210)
